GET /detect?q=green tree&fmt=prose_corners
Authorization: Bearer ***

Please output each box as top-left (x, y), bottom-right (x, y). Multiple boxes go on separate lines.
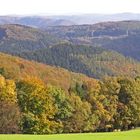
top-left (17, 77), bottom-right (62, 134)
top-left (117, 77), bottom-right (140, 130)
top-left (63, 92), bottom-right (93, 133)
top-left (99, 77), bottom-right (120, 131)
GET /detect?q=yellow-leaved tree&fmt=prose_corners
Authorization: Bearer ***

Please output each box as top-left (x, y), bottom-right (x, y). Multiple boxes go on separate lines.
top-left (0, 75), bottom-right (20, 133)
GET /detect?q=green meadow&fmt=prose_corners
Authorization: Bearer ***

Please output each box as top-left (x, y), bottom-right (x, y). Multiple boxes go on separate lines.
top-left (0, 129), bottom-right (140, 140)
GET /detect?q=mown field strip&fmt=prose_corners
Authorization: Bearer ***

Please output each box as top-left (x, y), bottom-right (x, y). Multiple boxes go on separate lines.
top-left (0, 129), bottom-right (140, 140)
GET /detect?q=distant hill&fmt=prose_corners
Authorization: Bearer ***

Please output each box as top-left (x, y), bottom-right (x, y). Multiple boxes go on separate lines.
top-left (0, 13), bottom-right (140, 27)
top-left (48, 13), bottom-right (140, 25)
top-left (46, 21), bottom-right (140, 61)
top-left (0, 16), bottom-right (75, 27)
top-left (0, 24), bottom-right (67, 54)
top-left (1, 23), bottom-right (140, 78)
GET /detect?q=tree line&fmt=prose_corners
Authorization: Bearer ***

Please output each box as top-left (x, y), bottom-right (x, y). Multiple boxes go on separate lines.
top-left (0, 74), bottom-right (140, 134)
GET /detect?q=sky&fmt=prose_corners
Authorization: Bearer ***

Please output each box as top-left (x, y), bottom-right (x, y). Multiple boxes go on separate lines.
top-left (0, 0), bottom-right (140, 16)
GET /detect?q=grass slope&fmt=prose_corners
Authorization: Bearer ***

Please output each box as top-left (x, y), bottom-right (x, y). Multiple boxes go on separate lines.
top-left (0, 130), bottom-right (140, 140)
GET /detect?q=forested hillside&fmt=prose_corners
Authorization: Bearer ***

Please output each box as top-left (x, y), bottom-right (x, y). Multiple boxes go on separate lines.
top-left (1, 23), bottom-right (140, 78)
top-left (0, 24), bottom-right (67, 54)
top-left (18, 43), bottom-right (140, 78)
top-left (46, 21), bottom-right (140, 61)
top-left (0, 52), bottom-right (91, 91)
top-left (0, 52), bottom-right (140, 134)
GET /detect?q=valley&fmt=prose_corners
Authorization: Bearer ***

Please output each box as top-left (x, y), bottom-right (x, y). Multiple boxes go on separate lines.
top-left (0, 16), bottom-right (140, 136)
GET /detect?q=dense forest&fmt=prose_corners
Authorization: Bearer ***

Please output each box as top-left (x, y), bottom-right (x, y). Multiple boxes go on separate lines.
top-left (0, 52), bottom-right (140, 134)
top-left (1, 69), bottom-right (140, 134)
top-left (18, 43), bottom-right (140, 78)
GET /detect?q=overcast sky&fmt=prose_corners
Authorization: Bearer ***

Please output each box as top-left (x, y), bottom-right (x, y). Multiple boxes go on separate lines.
top-left (0, 0), bottom-right (140, 16)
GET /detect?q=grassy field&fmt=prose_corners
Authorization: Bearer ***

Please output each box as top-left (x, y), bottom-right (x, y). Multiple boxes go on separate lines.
top-left (0, 129), bottom-right (140, 140)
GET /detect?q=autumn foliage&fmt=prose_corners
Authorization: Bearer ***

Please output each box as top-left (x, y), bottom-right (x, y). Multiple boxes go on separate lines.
top-left (0, 74), bottom-right (140, 134)
top-left (0, 53), bottom-right (140, 134)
